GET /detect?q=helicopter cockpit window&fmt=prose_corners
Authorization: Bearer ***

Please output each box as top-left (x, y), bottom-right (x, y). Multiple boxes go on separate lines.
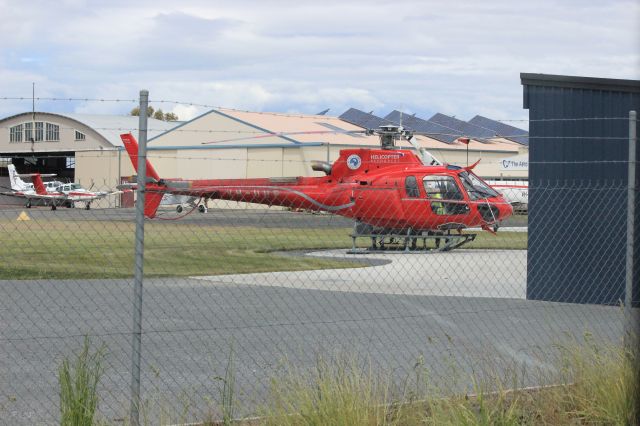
top-left (458, 171), bottom-right (499, 200)
top-left (423, 175), bottom-right (467, 215)
top-left (405, 176), bottom-right (420, 198)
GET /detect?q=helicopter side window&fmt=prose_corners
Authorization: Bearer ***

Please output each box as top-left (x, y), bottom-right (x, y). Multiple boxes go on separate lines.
top-left (423, 175), bottom-right (468, 216)
top-left (405, 176), bottom-right (420, 198)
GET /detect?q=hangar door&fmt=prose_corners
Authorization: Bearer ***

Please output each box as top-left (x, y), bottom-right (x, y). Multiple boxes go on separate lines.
top-left (0, 151), bottom-right (76, 181)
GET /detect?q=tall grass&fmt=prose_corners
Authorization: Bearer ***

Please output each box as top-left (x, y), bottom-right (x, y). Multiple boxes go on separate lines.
top-left (58, 336), bottom-right (107, 426)
top-left (216, 343), bottom-right (237, 426)
top-left (260, 355), bottom-right (406, 426)
top-left (256, 338), bottom-right (635, 426)
top-left (55, 335), bottom-right (634, 425)
top-left (424, 335), bottom-right (637, 426)
top-left (551, 333), bottom-right (638, 425)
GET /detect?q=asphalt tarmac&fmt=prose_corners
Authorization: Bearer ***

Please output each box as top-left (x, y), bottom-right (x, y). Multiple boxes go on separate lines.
top-left (0, 248), bottom-right (621, 424)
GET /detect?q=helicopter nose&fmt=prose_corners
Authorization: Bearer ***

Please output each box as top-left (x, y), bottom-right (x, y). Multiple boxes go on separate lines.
top-left (496, 197), bottom-right (514, 220)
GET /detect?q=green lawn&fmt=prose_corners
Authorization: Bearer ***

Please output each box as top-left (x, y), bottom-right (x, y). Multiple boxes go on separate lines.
top-left (465, 230), bottom-right (527, 250)
top-left (0, 219), bottom-right (526, 280)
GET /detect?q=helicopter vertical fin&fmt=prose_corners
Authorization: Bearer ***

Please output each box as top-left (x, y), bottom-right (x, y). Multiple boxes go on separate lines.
top-left (120, 133), bottom-right (163, 218)
top-left (31, 174), bottom-right (47, 195)
top-left (120, 133), bottom-right (161, 182)
top-left (143, 192), bottom-right (164, 219)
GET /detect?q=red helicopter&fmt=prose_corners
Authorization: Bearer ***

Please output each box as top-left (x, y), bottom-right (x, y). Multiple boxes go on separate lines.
top-left (119, 125), bottom-right (513, 251)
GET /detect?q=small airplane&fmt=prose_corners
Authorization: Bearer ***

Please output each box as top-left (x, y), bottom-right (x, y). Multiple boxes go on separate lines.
top-left (2, 164), bottom-right (120, 210)
top-left (119, 124), bottom-right (513, 251)
top-left (485, 180), bottom-right (528, 212)
top-left (5, 163), bottom-right (65, 194)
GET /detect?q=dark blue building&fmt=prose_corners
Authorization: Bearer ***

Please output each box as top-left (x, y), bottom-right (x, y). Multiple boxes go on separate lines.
top-left (522, 73), bottom-right (640, 306)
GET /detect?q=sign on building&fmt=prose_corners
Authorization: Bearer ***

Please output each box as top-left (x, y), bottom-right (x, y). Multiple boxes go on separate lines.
top-left (499, 153), bottom-right (528, 171)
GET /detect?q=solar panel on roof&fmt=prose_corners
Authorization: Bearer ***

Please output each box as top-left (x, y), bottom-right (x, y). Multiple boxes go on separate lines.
top-left (339, 108), bottom-right (394, 130)
top-left (468, 115), bottom-right (529, 145)
top-left (339, 108), bottom-right (529, 145)
top-left (427, 113), bottom-right (495, 142)
top-left (383, 110), bottom-right (458, 144)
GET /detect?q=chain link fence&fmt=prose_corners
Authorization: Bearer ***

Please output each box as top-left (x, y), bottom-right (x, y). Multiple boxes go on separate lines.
top-left (0, 115), bottom-right (638, 425)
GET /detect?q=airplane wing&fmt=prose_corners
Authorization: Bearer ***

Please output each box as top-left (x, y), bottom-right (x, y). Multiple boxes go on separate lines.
top-left (0, 191), bottom-right (28, 198)
top-left (0, 190), bottom-right (64, 201)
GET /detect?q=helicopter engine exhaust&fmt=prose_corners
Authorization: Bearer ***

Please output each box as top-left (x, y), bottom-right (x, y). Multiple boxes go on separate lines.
top-left (311, 161), bottom-right (332, 175)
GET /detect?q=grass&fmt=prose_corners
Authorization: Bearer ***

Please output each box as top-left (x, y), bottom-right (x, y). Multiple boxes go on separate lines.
top-left (259, 355), bottom-right (401, 426)
top-left (549, 333), bottom-right (638, 425)
top-left (254, 337), bottom-right (635, 426)
top-left (58, 337), bottom-right (107, 426)
top-left (0, 219), bottom-right (361, 279)
top-left (464, 231), bottom-right (526, 250)
top-left (55, 333), bottom-right (633, 425)
top-left (0, 217), bottom-right (526, 280)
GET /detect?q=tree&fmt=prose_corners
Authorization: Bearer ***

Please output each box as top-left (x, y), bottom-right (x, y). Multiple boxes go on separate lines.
top-left (130, 106), bottom-right (178, 121)
top-left (130, 106), bottom-right (155, 117)
top-left (153, 109), bottom-right (164, 120)
top-left (164, 112), bottom-right (179, 121)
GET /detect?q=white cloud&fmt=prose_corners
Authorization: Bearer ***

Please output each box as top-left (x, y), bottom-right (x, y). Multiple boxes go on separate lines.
top-left (0, 0), bottom-right (637, 123)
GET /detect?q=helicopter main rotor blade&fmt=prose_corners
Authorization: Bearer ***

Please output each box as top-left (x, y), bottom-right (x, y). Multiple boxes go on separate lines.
top-left (201, 129), bottom-right (367, 145)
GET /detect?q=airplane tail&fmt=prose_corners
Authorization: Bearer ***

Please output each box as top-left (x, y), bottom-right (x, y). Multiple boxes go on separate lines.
top-left (120, 133), bottom-right (163, 218)
top-left (7, 164), bottom-right (29, 191)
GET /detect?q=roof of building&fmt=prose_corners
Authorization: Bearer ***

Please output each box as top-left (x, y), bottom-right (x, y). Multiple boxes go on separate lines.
top-left (218, 108), bottom-right (384, 146)
top-left (63, 113), bottom-right (178, 147)
top-left (520, 73), bottom-right (640, 93)
top-left (0, 112), bottom-right (178, 147)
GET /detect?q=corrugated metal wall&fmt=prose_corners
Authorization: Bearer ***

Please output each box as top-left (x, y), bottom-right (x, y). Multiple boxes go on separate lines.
top-left (522, 74), bottom-right (640, 306)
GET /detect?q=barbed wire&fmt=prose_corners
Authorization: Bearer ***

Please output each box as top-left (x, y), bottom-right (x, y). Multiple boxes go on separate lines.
top-left (0, 97), bottom-right (137, 103)
top-left (1, 96), bottom-right (636, 124)
top-left (0, 124), bottom-right (635, 141)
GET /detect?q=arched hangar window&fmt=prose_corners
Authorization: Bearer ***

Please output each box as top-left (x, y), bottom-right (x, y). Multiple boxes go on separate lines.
top-left (46, 123), bottom-right (59, 141)
top-left (9, 124), bottom-right (23, 142)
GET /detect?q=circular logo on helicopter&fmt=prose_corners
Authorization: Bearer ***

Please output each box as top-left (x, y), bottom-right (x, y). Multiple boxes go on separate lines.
top-left (346, 154), bottom-right (362, 170)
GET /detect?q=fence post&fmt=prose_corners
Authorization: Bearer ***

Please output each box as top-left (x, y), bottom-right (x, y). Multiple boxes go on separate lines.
top-left (625, 110), bottom-right (639, 424)
top-left (130, 89), bottom-right (149, 426)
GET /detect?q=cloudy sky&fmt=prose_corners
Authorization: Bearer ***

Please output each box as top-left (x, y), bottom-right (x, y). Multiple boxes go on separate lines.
top-left (0, 0), bottom-right (638, 124)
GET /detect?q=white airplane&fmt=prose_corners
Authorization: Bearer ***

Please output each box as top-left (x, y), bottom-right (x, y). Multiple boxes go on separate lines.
top-left (485, 180), bottom-right (528, 211)
top-left (2, 164), bottom-right (120, 210)
top-left (6, 164), bottom-right (64, 194)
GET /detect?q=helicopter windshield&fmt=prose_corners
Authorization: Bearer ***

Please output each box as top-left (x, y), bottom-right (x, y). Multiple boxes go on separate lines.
top-left (458, 171), bottom-right (499, 200)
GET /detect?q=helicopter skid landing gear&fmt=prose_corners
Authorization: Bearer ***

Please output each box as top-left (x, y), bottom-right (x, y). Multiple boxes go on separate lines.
top-left (347, 230), bottom-right (476, 254)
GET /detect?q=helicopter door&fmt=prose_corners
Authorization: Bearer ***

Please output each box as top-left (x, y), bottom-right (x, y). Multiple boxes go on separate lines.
top-left (423, 175), bottom-right (469, 216)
